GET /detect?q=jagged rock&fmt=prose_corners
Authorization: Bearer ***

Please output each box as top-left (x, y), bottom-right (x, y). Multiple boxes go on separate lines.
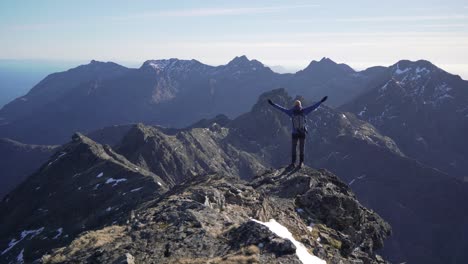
top-left (113, 253), bottom-right (135, 264)
top-left (0, 134), bottom-right (167, 263)
top-left (252, 167), bottom-right (391, 260)
top-left (115, 123), bottom-right (267, 185)
top-left (33, 167), bottom-right (390, 264)
top-left (228, 221), bottom-right (296, 256)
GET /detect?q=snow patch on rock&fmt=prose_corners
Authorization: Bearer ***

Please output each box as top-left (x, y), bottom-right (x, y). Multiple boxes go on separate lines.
top-left (251, 219), bottom-right (325, 264)
top-left (53, 228), bottom-right (63, 239)
top-left (1, 227), bottom-right (44, 255)
top-left (16, 249), bottom-right (24, 263)
top-left (105, 178), bottom-right (127, 187)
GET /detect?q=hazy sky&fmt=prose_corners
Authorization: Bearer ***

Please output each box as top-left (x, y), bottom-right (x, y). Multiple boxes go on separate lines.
top-left (1, 0), bottom-right (468, 77)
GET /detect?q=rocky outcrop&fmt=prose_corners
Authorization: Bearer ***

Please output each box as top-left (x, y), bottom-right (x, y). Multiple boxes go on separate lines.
top-left (0, 133), bottom-right (167, 263)
top-left (115, 123), bottom-right (267, 185)
top-left (40, 167), bottom-right (390, 264)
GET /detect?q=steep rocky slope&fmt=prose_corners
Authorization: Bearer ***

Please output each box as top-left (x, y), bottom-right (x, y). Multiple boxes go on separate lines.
top-left (342, 60), bottom-right (468, 179)
top-left (114, 123), bottom-right (266, 186)
top-left (0, 133), bottom-right (167, 263)
top-left (40, 167), bottom-right (390, 264)
top-left (0, 60), bottom-right (130, 122)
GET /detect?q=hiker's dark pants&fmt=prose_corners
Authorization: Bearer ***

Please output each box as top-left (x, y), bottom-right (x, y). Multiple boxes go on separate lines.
top-left (292, 133), bottom-right (305, 163)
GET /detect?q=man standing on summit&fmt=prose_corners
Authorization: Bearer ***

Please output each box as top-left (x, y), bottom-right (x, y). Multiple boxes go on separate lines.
top-left (268, 96), bottom-right (328, 168)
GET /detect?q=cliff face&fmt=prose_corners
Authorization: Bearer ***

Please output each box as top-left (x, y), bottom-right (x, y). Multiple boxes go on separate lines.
top-left (41, 167), bottom-right (390, 264)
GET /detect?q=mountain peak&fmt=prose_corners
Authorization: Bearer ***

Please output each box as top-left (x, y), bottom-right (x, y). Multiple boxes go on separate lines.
top-left (141, 58), bottom-right (179, 70)
top-left (141, 58), bottom-right (211, 74)
top-left (84, 60), bottom-right (124, 69)
top-left (229, 55), bottom-right (250, 64)
top-left (391, 59), bottom-right (441, 77)
top-left (300, 57), bottom-right (355, 76)
top-left (89, 59), bottom-right (103, 65)
top-left (222, 55), bottom-right (272, 76)
top-left (319, 57), bottom-right (334, 63)
top-left (227, 55), bottom-right (265, 67)
top-left (309, 57), bottom-right (338, 67)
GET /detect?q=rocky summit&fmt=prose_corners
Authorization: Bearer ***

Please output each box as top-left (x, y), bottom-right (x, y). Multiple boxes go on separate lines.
top-left (0, 131), bottom-right (391, 264)
top-left (38, 167), bottom-right (390, 264)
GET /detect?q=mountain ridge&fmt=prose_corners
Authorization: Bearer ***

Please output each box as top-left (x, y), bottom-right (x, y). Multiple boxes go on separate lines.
top-left (1, 55), bottom-right (462, 145)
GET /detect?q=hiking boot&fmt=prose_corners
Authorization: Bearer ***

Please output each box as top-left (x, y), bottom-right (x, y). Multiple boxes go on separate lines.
top-left (298, 162), bottom-right (303, 168)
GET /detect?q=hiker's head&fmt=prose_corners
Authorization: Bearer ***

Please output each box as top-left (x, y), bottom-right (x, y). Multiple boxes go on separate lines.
top-left (294, 100), bottom-right (302, 108)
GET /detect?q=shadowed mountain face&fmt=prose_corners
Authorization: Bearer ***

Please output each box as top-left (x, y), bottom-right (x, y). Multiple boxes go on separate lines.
top-left (0, 138), bottom-right (57, 199)
top-left (0, 133), bottom-right (167, 263)
top-left (0, 56), bottom-right (391, 145)
top-left (341, 60), bottom-right (468, 179)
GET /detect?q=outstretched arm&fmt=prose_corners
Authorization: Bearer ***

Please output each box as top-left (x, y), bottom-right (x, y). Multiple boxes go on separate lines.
top-left (303, 96), bottom-right (328, 115)
top-left (268, 99), bottom-right (291, 116)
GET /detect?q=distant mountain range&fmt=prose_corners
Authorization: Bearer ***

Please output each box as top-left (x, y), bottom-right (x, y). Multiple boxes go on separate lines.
top-left (0, 56), bottom-right (390, 145)
top-left (1, 55), bottom-right (466, 177)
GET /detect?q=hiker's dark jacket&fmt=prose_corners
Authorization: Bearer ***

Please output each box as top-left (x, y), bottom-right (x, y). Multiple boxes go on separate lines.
top-left (270, 101), bottom-right (323, 135)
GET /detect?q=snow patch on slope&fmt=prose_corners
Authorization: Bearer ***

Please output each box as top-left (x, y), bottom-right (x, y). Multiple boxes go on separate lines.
top-left (16, 249), bottom-right (24, 263)
top-left (53, 228), bottom-right (63, 239)
top-left (394, 63), bottom-right (410, 75)
top-left (47, 152), bottom-right (67, 167)
top-left (1, 227), bottom-right (44, 255)
top-left (251, 219), bottom-right (325, 264)
top-left (105, 178), bottom-right (127, 187)
top-left (433, 83), bottom-right (453, 99)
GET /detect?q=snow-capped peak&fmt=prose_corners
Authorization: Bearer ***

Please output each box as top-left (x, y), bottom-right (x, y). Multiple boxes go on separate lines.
top-left (142, 58), bottom-right (180, 71)
top-left (141, 58), bottom-right (211, 74)
top-left (391, 60), bottom-right (439, 77)
top-left (390, 60), bottom-right (441, 85)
